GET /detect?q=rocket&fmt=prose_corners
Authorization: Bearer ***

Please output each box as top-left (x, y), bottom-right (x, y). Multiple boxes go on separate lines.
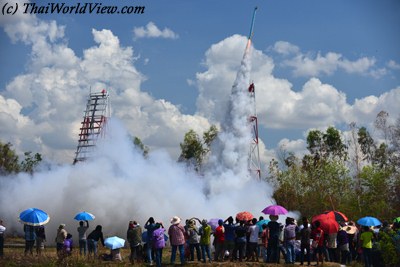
top-left (248, 7), bottom-right (258, 40)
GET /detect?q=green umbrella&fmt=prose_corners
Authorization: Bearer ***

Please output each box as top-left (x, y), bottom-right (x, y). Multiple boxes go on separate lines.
top-left (393, 217), bottom-right (400, 224)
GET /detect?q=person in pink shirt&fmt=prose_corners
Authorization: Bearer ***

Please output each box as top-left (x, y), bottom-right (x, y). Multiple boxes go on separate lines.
top-left (168, 216), bottom-right (186, 265)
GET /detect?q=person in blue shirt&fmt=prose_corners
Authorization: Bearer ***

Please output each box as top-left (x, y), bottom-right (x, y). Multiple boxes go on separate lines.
top-left (223, 216), bottom-right (236, 260)
top-left (24, 224), bottom-right (36, 256)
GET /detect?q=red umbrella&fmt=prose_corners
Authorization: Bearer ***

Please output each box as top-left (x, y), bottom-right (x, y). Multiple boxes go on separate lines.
top-left (323, 210), bottom-right (348, 222)
top-left (236, 211), bottom-right (254, 221)
top-left (312, 213), bottom-right (339, 234)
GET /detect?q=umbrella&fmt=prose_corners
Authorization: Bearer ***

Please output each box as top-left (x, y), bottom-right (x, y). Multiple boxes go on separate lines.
top-left (74, 211), bottom-right (95, 221)
top-left (261, 205), bottom-right (288, 215)
top-left (236, 211), bottom-right (254, 221)
top-left (142, 231), bottom-right (168, 242)
top-left (208, 218), bottom-right (222, 231)
top-left (312, 213), bottom-right (339, 234)
top-left (19, 208), bottom-right (50, 226)
top-left (344, 225), bottom-right (357, 235)
top-left (105, 236), bottom-right (125, 249)
top-left (323, 210), bottom-right (348, 222)
top-left (357, 216), bottom-right (381, 227)
top-left (256, 219), bottom-right (270, 233)
top-left (393, 217), bottom-right (400, 224)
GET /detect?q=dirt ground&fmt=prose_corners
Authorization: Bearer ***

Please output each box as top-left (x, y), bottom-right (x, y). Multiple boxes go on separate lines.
top-left (0, 246), bottom-right (352, 267)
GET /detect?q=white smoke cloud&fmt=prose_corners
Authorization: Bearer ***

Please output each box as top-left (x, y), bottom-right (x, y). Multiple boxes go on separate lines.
top-left (0, 118), bottom-right (274, 241)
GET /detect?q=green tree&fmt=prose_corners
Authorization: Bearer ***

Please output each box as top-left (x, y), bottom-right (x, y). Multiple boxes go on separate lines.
top-left (20, 152), bottom-right (42, 174)
top-left (133, 136), bottom-right (149, 157)
top-left (0, 142), bottom-right (20, 175)
top-left (0, 141), bottom-right (43, 175)
top-left (179, 125), bottom-right (218, 171)
top-left (357, 165), bottom-right (394, 218)
top-left (357, 126), bottom-right (376, 162)
top-left (307, 127), bottom-right (347, 161)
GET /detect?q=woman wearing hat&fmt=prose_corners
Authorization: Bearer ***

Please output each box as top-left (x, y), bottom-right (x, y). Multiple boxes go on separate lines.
top-left (168, 216), bottom-right (186, 265)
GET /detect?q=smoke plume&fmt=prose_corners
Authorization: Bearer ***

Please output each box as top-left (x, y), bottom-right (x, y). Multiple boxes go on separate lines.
top-left (0, 40), bottom-right (276, 242)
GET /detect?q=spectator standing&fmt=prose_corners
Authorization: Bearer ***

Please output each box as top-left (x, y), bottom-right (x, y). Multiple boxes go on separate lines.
top-left (198, 219), bottom-right (212, 263)
top-left (186, 219), bottom-right (201, 262)
top-left (144, 217), bottom-right (157, 265)
top-left (24, 224), bottom-right (36, 255)
top-left (55, 224), bottom-right (67, 259)
top-left (337, 222), bottom-right (350, 265)
top-left (0, 220), bottom-right (5, 258)
top-left (246, 218), bottom-right (260, 262)
top-left (127, 220), bottom-right (143, 263)
top-left (168, 216), bottom-right (186, 265)
top-left (360, 226), bottom-right (374, 267)
top-left (35, 225), bottom-right (46, 256)
top-left (284, 217), bottom-right (297, 264)
top-left (311, 220), bottom-right (325, 266)
top-left (345, 222), bottom-right (358, 262)
top-left (153, 223), bottom-right (166, 267)
top-left (233, 220), bottom-right (247, 262)
top-left (223, 216), bottom-right (236, 260)
top-left (260, 223), bottom-right (269, 263)
top-left (267, 215), bottom-right (281, 263)
top-left (214, 219), bottom-right (225, 261)
top-left (299, 217), bottom-right (311, 266)
top-left (77, 220), bottom-right (89, 256)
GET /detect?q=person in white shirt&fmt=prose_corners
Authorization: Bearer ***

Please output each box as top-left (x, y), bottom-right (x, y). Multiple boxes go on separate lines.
top-left (246, 218), bottom-right (260, 261)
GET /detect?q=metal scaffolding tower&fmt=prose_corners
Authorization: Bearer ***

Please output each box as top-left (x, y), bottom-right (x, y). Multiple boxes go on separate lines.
top-left (73, 89), bottom-right (110, 164)
top-left (248, 83), bottom-right (261, 179)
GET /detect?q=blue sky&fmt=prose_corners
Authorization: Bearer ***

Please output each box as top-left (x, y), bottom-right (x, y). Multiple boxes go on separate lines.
top-left (0, 0), bottom-right (399, 168)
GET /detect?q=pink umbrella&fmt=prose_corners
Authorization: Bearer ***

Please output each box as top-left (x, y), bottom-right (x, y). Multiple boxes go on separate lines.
top-left (261, 205), bottom-right (288, 215)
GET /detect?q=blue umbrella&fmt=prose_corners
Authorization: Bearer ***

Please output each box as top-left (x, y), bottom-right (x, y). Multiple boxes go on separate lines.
top-left (74, 211), bottom-right (95, 221)
top-left (19, 208), bottom-right (50, 226)
top-left (104, 236), bottom-right (125, 249)
top-left (357, 216), bottom-right (381, 227)
top-left (256, 219), bottom-right (270, 233)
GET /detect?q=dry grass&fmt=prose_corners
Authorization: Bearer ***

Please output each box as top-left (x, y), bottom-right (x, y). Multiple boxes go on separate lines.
top-left (1, 238), bottom-right (357, 267)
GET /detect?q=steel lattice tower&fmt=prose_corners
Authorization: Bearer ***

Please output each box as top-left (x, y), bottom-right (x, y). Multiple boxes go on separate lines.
top-left (73, 89), bottom-right (110, 164)
top-left (248, 83), bottom-right (261, 179)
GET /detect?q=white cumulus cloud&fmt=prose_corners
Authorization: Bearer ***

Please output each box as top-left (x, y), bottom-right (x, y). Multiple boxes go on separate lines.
top-left (133, 21), bottom-right (179, 40)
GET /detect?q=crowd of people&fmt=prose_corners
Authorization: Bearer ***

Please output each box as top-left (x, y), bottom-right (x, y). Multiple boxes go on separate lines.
top-left (0, 214), bottom-right (399, 266)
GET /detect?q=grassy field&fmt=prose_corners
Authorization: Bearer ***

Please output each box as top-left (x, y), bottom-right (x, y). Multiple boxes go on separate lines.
top-left (0, 239), bottom-right (361, 267)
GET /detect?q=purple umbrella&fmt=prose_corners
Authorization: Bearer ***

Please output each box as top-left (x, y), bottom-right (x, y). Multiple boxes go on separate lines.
top-left (208, 218), bottom-right (222, 232)
top-left (261, 204), bottom-right (288, 215)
